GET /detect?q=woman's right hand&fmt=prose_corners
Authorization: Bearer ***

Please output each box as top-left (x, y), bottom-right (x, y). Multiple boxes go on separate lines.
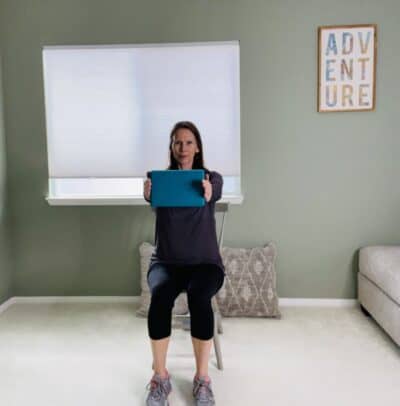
top-left (143, 177), bottom-right (152, 201)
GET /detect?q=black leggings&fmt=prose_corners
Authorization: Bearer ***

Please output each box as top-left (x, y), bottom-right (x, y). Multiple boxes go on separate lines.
top-left (147, 263), bottom-right (225, 341)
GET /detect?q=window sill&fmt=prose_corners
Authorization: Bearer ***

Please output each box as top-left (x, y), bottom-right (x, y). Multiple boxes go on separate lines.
top-left (45, 194), bottom-right (244, 206)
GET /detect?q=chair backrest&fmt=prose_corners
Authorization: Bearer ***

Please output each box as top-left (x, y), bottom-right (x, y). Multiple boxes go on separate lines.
top-left (215, 202), bottom-right (229, 249)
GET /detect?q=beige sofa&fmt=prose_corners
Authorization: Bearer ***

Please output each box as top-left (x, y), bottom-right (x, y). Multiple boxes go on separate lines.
top-left (358, 246), bottom-right (400, 346)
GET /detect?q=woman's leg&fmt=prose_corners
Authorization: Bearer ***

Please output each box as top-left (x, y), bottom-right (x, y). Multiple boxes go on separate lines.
top-left (149, 338), bottom-right (170, 378)
top-left (147, 264), bottom-right (184, 377)
top-left (186, 264), bottom-right (225, 379)
top-left (191, 337), bottom-right (213, 379)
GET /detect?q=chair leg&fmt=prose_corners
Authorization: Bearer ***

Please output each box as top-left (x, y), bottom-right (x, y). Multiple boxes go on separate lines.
top-left (216, 312), bottom-right (223, 334)
top-left (181, 315), bottom-right (191, 330)
top-left (212, 296), bottom-right (224, 334)
top-left (213, 311), bottom-right (224, 370)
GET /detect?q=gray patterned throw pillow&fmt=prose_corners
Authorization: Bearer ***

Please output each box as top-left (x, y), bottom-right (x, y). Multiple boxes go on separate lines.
top-left (217, 242), bottom-right (281, 318)
top-left (136, 242), bottom-right (189, 317)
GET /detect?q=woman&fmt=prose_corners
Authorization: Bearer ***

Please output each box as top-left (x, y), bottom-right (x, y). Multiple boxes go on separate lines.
top-left (143, 121), bottom-right (225, 406)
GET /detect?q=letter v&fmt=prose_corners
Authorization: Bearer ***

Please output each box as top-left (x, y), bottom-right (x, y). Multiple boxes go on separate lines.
top-left (358, 31), bottom-right (371, 54)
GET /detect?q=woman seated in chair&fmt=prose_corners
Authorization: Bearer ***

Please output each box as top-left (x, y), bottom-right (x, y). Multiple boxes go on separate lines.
top-left (143, 121), bottom-right (225, 406)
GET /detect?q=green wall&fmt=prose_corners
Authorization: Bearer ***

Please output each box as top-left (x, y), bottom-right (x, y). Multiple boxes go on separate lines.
top-left (0, 0), bottom-right (399, 299)
top-left (0, 49), bottom-right (13, 305)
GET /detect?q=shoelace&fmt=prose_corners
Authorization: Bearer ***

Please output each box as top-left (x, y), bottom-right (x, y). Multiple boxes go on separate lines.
top-left (193, 379), bottom-right (214, 402)
top-left (146, 377), bottom-right (170, 401)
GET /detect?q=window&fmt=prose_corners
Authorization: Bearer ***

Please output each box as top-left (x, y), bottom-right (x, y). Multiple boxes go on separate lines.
top-left (43, 41), bottom-right (242, 205)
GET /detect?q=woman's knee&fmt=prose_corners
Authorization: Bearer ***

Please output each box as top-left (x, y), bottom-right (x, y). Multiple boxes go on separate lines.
top-left (149, 283), bottom-right (178, 309)
top-left (186, 291), bottom-right (212, 313)
top-left (186, 278), bottom-right (220, 306)
top-left (148, 266), bottom-right (178, 299)
top-left (149, 279), bottom-right (172, 296)
top-left (187, 296), bottom-right (214, 340)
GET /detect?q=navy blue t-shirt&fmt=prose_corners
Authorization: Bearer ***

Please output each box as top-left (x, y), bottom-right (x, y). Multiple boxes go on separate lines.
top-left (145, 169), bottom-right (225, 275)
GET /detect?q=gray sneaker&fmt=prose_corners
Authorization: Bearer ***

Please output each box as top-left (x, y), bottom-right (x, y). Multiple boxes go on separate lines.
top-left (146, 372), bottom-right (172, 406)
top-left (193, 376), bottom-right (215, 405)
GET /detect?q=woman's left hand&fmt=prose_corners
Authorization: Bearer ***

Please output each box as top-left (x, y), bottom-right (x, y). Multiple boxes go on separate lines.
top-left (202, 174), bottom-right (212, 202)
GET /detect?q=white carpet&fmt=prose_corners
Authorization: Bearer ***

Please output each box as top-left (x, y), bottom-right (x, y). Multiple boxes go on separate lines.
top-left (0, 302), bottom-right (399, 406)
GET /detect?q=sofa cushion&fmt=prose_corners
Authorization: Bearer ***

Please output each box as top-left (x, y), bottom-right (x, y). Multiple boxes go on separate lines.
top-left (359, 246), bottom-right (400, 306)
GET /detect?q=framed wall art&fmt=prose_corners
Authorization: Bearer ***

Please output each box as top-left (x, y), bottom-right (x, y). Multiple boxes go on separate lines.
top-left (318, 24), bottom-right (377, 112)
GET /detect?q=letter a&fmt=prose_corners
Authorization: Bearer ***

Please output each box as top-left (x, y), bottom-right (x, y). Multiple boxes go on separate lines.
top-left (325, 33), bottom-right (338, 56)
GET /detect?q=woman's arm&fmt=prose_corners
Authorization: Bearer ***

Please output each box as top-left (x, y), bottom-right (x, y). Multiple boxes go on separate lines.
top-left (208, 171), bottom-right (223, 203)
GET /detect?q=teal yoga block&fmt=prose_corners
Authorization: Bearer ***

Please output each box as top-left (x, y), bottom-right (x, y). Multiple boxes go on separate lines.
top-left (148, 169), bottom-right (205, 207)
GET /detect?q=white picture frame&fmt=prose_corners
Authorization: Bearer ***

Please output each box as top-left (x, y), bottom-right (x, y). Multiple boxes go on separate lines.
top-left (318, 24), bottom-right (377, 112)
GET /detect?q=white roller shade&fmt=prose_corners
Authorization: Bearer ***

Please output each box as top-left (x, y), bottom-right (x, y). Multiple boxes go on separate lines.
top-left (42, 42), bottom-right (240, 179)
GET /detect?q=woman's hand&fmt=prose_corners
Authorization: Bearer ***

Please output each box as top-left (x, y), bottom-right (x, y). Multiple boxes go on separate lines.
top-left (202, 173), bottom-right (212, 202)
top-left (143, 177), bottom-right (152, 201)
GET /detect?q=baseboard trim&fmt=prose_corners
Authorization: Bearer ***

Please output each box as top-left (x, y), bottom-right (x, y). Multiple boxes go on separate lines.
top-left (279, 298), bottom-right (357, 307)
top-left (0, 296), bottom-right (358, 315)
top-left (10, 296), bottom-right (140, 304)
top-left (0, 297), bottom-right (15, 314)
top-left (0, 296), bottom-right (141, 314)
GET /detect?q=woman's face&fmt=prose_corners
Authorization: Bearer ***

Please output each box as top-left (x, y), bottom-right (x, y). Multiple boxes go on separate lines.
top-left (171, 128), bottom-right (200, 169)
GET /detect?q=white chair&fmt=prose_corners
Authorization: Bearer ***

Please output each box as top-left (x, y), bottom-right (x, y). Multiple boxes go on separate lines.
top-left (173, 202), bottom-right (229, 370)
